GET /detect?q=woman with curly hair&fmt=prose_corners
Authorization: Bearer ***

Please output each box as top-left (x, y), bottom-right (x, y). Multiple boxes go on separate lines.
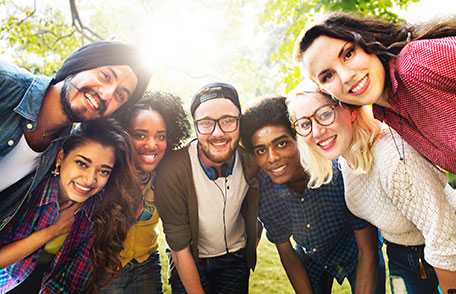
top-left (287, 82), bottom-right (456, 293)
top-left (0, 118), bottom-right (140, 293)
top-left (294, 12), bottom-right (456, 174)
top-left (101, 91), bottom-right (191, 293)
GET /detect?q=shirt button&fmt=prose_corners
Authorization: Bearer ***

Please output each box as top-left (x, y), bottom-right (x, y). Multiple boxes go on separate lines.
top-left (324, 265), bottom-right (328, 270)
top-left (300, 198), bottom-right (304, 202)
top-left (26, 123), bottom-right (33, 130)
top-left (306, 223), bottom-right (311, 229)
top-left (7, 139), bottom-right (14, 146)
top-left (312, 248), bottom-right (317, 253)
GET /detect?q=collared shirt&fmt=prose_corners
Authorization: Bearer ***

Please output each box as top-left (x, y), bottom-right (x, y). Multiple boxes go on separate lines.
top-left (0, 61), bottom-right (69, 231)
top-left (373, 36), bottom-right (456, 173)
top-left (0, 176), bottom-right (96, 293)
top-left (258, 165), bottom-right (369, 283)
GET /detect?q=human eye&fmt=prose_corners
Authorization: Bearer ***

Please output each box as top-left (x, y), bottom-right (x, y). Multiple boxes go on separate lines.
top-left (115, 90), bottom-right (128, 104)
top-left (319, 71), bottom-right (334, 84)
top-left (277, 140), bottom-right (288, 148)
top-left (317, 107), bottom-right (335, 122)
top-left (254, 147), bottom-right (266, 156)
top-left (342, 46), bottom-right (355, 61)
top-left (157, 133), bottom-right (167, 141)
top-left (133, 132), bottom-right (147, 140)
top-left (99, 70), bottom-right (111, 82)
top-left (99, 169), bottom-right (112, 177)
top-left (75, 159), bottom-right (88, 169)
top-left (297, 119), bottom-right (312, 131)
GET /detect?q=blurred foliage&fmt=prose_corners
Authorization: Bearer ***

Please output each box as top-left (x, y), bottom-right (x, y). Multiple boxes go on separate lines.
top-left (448, 173), bottom-right (456, 189)
top-left (0, 2), bottom-right (82, 75)
top-left (260, 0), bottom-right (419, 93)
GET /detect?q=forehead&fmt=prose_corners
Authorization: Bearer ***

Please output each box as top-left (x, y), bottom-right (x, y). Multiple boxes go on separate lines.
top-left (194, 98), bottom-right (240, 119)
top-left (301, 35), bottom-right (348, 76)
top-left (293, 93), bottom-right (330, 117)
top-left (252, 125), bottom-right (293, 146)
top-left (131, 109), bottom-right (166, 130)
top-left (68, 140), bottom-right (116, 165)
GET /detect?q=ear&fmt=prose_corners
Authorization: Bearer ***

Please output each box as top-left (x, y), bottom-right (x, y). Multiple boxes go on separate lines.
top-left (56, 149), bottom-right (65, 167)
top-left (350, 108), bottom-right (358, 123)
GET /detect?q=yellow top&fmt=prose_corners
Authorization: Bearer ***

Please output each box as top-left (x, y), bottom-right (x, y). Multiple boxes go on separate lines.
top-left (119, 182), bottom-right (160, 267)
top-left (44, 233), bottom-right (68, 255)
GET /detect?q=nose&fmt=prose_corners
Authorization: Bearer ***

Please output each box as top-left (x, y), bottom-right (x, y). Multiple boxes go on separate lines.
top-left (338, 66), bottom-right (356, 86)
top-left (311, 118), bottom-right (326, 138)
top-left (99, 85), bottom-right (116, 103)
top-left (145, 138), bottom-right (158, 151)
top-left (267, 147), bottom-right (280, 164)
top-left (83, 168), bottom-right (97, 187)
top-left (211, 122), bottom-right (224, 137)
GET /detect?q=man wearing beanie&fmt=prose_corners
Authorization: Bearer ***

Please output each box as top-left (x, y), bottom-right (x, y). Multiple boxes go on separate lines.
top-left (155, 82), bottom-right (261, 294)
top-left (0, 41), bottom-right (151, 231)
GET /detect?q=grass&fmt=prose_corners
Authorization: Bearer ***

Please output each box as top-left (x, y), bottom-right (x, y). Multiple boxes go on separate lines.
top-left (158, 225), bottom-right (392, 293)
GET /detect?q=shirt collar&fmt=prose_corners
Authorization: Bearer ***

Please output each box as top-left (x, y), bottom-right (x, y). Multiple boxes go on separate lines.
top-left (14, 74), bottom-right (52, 123)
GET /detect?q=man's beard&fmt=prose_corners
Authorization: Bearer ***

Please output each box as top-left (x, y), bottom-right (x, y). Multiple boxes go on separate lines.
top-left (60, 75), bottom-right (107, 122)
top-left (199, 137), bottom-right (239, 164)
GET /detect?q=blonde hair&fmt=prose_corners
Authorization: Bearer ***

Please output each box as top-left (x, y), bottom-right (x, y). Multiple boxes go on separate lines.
top-left (287, 82), bottom-right (382, 188)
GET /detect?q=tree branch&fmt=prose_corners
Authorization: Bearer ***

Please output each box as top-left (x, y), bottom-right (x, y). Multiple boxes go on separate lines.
top-left (69, 0), bottom-right (103, 41)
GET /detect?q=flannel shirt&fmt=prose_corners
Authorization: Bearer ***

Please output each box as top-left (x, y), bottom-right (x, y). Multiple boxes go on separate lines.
top-left (258, 165), bottom-right (369, 284)
top-left (373, 36), bottom-right (456, 173)
top-left (0, 175), bottom-right (96, 293)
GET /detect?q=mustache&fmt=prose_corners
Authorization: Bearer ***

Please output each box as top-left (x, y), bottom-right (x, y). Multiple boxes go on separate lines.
top-left (67, 81), bottom-right (107, 114)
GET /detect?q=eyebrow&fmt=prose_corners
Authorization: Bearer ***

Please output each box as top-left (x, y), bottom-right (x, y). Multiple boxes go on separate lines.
top-left (253, 134), bottom-right (290, 149)
top-left (77, 155), bottom-right (113, 170)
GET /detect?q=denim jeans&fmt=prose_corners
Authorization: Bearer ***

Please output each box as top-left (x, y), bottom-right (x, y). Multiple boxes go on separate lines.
top-left (386, 241), bottom-right (440, 294)
top-left (169, 248), bottom-right (250, 294)
top-left (295, 244), bottom-right (386, 294)
top-left (100, 251), bottom-right (163, 294)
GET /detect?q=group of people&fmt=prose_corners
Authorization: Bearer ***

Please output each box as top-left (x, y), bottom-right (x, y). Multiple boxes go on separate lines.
top-left (0, 10), bottom-right (456, 294)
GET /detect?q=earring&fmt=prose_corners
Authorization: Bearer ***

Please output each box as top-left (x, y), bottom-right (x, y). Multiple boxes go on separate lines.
top-left (51, 164), bottom-right (60, 176)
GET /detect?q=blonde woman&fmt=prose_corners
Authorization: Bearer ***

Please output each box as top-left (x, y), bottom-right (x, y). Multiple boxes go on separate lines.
top-left (287, 81), bottom-right (456, 294)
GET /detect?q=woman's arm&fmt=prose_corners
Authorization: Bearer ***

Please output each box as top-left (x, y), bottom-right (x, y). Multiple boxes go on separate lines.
top-left (0, 203), bottom-right (79, 267)
top-left (353, 226), bottom-right (378, 294)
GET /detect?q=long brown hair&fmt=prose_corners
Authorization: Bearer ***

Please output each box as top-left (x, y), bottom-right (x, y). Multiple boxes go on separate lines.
top-left (63, 119), bottom-right (141, 292)
top-left (294, 12), bottom-right (456, 88)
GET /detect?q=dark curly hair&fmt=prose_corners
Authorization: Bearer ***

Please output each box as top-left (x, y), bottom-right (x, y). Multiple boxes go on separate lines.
top-left (116, 91), bottom-right (191, 151)
top-left (295, 12), bottom-right (456, 88)
top-left (60, 119), bottom-right (141, 292)
top-left (240, 96), bottom-right (295, 153)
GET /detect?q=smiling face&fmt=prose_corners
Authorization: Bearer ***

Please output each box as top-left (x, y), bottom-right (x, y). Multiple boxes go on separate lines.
top-left (60, 65), bottom-right (138, 121)
top-left (57, 140), bottom-right (115, 203)
top-left (129, 109), bottom-right (167, 173)
top-left (252, 125), bottom-right (303, 185)
top-left (194, 98), bottom-right (240, 165)
top-left (293, 93), bottom-right (356, 160)
top-left (301, 35), bottom-right (387, 106)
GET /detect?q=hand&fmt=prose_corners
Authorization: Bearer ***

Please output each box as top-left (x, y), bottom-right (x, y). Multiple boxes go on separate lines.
top-left (48, 201), bottom-right (81, 238)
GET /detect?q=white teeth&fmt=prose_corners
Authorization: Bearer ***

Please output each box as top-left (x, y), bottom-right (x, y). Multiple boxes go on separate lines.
top-left (271, 165), bottom-right (286, 173)
top-left (74, 182), bottom-right (91, 192)
top-left (318, 136), bottom-right (336, 147)
top-left (212, 141), bottom-right (227, 146)
top-left (351, 76), bottom-right (368, 94)
top-left (142, 154), bottom-right (157, 163)
top-left (85, 93), bottom-right (99, 110)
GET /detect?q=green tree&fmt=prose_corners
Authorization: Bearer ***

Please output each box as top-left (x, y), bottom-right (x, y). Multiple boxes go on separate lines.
top-left (261, 0), bottom-right (419, 93)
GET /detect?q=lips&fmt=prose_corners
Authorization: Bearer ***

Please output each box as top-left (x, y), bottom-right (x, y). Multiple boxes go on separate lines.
top-left (140, 153), bottom-right (159, 164)
top-left (85, 92), bottom-right (100, 111)
top-left (349, 75), bottom-right (370, 96)
top-left (72, 181), bottom-right (93, 195)
top-left (316, 135), bottom-right (337, 151)
top-left (268, 164), bottom-right (288, 177)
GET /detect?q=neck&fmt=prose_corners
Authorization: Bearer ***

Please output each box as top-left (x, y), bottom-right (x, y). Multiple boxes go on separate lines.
top-left (39, 83), bottom-right (71, 131)
top-left (197, 144), bottom-right (229, 175)
top-left (375, 88), bottom-right (393, 109)
top-left (286, 167), bottom-right (309, 193)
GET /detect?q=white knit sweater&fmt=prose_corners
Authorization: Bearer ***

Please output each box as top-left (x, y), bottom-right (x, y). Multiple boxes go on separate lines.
top-left (341, 128), bottom-right (456, 271)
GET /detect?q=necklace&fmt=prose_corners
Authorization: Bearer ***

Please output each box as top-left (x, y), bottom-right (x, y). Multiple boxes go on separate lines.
top-left (388, 126), bottom-right (405, 161)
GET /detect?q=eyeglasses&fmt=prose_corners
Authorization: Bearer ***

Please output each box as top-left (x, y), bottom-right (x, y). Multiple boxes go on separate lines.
top-left (293, 104), bottom-right (337, 136)
top-left (194, 115), bottom-right (240, 135)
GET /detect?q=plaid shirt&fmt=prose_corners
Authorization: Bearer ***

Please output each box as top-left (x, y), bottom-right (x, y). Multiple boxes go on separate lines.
top-left (0, 175), bottom-right (96, 293)
top-left (373, 36), bottom-right (456, 173)
top-left (258, 165), bottom-right (369, 283)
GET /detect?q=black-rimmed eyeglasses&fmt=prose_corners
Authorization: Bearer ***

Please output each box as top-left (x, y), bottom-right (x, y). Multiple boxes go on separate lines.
top-left (194, 115), bottom-right (240, 135)
top-left (292, 104), bottom-right (337, 136)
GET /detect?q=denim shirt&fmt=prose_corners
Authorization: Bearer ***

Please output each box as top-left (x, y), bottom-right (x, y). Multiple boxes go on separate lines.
top-left (0, 61), bottom-right (69, 230)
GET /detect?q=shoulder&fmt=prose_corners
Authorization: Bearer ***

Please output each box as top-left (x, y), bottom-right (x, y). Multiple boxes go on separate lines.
top-left (156, 145), bottom-right (191, 175)
top-left (396, 37), bottom-right (456, 78)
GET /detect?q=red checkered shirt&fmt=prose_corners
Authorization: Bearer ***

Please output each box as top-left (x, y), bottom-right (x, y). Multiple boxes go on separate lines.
top-left (373, 36), bottom-right (456, 173)
top-left (0, 175), bottom-right (97, 293)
